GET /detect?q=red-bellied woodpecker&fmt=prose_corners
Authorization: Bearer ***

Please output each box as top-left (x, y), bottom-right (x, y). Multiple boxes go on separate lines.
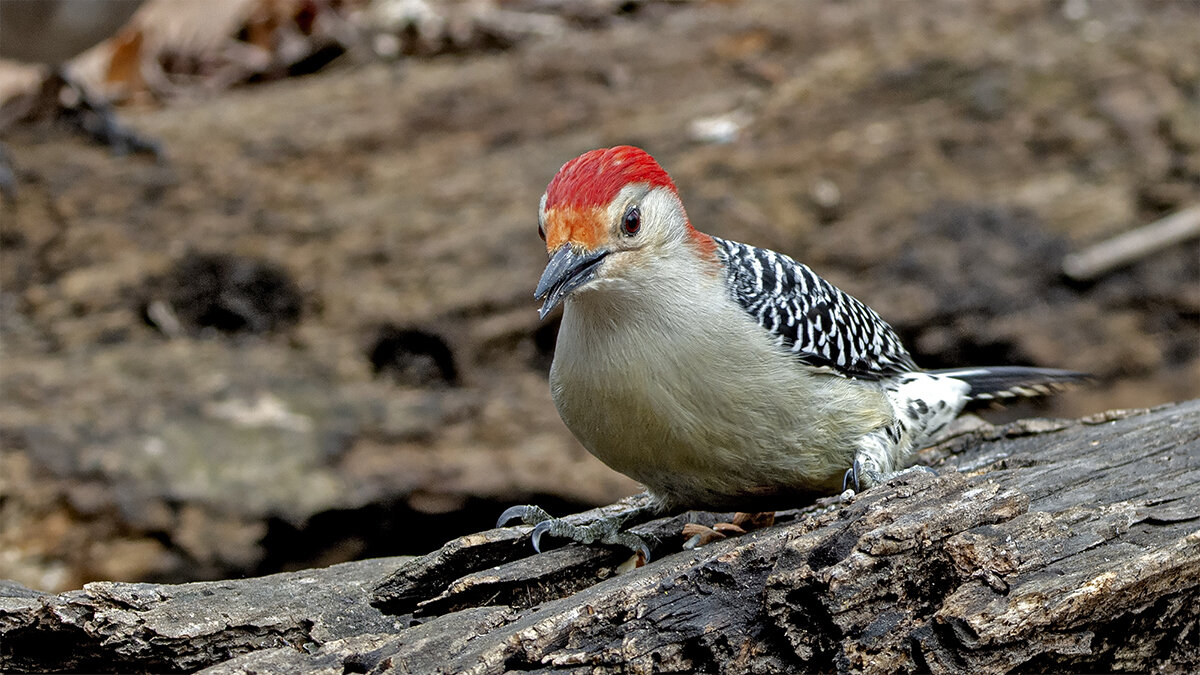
top-left (500, 145), bottom-right (1086, 559)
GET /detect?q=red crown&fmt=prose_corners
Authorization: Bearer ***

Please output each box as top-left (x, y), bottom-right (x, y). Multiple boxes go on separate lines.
top-left (544, 146), bottom-right (677, 210)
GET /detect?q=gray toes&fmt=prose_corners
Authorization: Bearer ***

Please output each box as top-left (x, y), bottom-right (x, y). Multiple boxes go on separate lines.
top-left (496, 504), bottom-right (552, 528)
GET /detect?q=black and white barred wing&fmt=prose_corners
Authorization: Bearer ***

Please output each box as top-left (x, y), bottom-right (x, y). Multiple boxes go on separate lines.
top-left (714, 237), bottom-right (918, 380)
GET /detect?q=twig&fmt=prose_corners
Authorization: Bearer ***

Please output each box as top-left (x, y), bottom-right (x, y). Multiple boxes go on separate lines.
top-left (1062, 205), bottom-right (1200, 281)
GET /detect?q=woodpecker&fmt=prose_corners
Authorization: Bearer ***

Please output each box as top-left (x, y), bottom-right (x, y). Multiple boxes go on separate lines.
top-left (502, 146), bottom-right (1085, 555)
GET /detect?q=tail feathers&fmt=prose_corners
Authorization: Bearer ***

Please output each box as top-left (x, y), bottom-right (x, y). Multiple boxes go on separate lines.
top-left (930, 366), bottom-right (1090, 401)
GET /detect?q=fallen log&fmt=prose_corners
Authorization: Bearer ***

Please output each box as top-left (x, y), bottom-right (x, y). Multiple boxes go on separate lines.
top-left (2, 401), bottom-right (1197, 674)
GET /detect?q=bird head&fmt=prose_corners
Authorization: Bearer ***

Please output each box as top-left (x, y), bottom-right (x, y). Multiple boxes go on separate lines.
top-left (535, 146), bottom-right (713, 318)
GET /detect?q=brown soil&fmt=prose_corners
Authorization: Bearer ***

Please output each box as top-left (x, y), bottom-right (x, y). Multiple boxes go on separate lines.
top-left (1, 0), bottom-right (1197, 591)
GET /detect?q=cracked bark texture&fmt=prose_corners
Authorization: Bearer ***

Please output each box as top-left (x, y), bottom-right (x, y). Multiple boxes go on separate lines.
top-left (2, 401), bottom-right (1198, 674)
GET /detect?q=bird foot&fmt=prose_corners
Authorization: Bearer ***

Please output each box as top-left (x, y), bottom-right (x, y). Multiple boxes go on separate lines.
top-left (682, 511), bottom-right (775, 550)
top-left (497, 503), bottom-right (652, 564)
top-left (842, 459), bottom-right (937, 493)
top-left (496, 504), bottom-right (553, 529)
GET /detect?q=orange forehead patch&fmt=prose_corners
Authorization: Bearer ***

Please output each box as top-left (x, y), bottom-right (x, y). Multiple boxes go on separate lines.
top-left (543, 205), bottom-right (607, 251)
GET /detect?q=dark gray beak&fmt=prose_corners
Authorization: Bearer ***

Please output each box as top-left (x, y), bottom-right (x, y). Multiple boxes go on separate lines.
top-left (535, 246), bottom-right (609, 319)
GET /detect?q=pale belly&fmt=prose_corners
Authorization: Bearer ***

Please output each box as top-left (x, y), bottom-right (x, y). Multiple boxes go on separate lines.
top-left (550, 330), bottom-right (893, 510)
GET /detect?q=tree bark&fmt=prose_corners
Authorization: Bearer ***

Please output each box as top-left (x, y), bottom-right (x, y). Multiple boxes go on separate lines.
top-left (3, 401), bottom-right (1198, 674)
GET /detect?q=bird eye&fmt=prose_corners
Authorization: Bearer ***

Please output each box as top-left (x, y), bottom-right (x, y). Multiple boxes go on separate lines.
top-left (622, 206), bottom-right (641, 236)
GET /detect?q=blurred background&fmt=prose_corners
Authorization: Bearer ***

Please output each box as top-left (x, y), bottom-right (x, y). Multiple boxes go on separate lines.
top-left (0, 0), bottom-right (1196, 592)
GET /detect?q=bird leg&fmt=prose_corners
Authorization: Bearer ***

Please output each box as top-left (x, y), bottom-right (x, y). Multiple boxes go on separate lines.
top-left (497, 498), bottom-right (659, 563)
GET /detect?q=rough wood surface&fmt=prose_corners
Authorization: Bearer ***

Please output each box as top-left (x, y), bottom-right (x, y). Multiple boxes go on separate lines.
top-left (2, 401), bottom-right (1197, 674)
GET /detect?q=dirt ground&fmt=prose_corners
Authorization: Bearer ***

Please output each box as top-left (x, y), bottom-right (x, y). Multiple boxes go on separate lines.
top-left (1, 0), bottom-right (1197, 592)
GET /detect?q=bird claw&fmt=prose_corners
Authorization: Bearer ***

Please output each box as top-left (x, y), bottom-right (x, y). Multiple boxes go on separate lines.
top-left (842, 459), bottom-right (936, 494)
top-left (496, 504), bottom-right (552, 529)
top-left (496, 502), bottom-right (654, 562)
top-left (842, 458), bottom-right (865, 493)
top-left (842, 457), bottom-right (885, 493)
top-left (530, 519), bottom-right (554, 553)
